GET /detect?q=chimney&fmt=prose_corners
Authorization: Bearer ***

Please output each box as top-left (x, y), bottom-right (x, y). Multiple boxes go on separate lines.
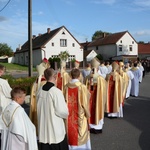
top-left (18, 44), bottom-right (21, 50)
top-left (47, 28), bottom-right (50, 33)
top-left (103, 32), bottom-right (106, 38)
top-left (32, 35), bottom-right (36, 39)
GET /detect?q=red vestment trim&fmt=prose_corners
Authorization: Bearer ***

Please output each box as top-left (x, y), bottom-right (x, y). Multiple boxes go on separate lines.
top-left (108, 75), bottom-right (115, 113)
top-left (67, 87), bottom-right (78, 145)
top-left (57, 72), bottom-right (62, 90)
top-left (36, 77), bottom-right (46, 83)
top-left (89, 85), bottom-right (97, 124)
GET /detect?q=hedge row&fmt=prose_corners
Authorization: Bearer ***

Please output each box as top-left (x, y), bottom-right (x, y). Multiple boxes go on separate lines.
top-left (2, 74), bottom-right (36, 95)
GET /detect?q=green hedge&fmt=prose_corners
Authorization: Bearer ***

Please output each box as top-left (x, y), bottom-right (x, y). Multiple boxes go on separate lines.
top-left (2, 75), bottom-right (36, 95)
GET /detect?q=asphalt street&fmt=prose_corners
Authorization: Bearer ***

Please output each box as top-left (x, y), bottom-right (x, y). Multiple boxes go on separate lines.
top-left (11, 71), bottom-right (150, 150)
top-left (91, 73), bottom-right (150, 150)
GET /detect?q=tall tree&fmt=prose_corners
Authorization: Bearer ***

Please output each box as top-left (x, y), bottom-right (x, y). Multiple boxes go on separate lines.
top-left (0, 43), bottom-right (13, 57)
top-left (92, 30), bottom-right (111, 41)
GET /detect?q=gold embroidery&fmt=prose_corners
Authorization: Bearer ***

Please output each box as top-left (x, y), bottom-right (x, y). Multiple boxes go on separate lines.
top-left (2, 106), bottom-right (20, 127)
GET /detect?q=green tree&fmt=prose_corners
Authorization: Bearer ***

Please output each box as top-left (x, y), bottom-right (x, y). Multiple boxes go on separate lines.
top-left (92, 30), bottom-right (111, 41)
top-left (0, 43), bottom-right (13, 57)
top-left (138, 41), bottom-right (145, 44)
top-left (58, 51), bottom-right (69, 61)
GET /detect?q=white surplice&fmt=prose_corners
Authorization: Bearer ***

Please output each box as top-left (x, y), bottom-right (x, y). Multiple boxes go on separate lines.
top-left (0, 78), bottom-right (12, 115)
top-left (0, 101), bottom-right (38, 150)
top-left (126, 70), bottom-right (134, 98)
top-left (37, 86), bottom-right (69, 144)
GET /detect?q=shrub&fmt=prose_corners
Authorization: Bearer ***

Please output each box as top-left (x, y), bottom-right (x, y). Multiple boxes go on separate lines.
top-left (2, 75), bottom-right (36, 95)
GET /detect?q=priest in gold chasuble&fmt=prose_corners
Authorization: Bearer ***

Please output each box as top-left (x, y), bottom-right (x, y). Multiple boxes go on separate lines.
top-left (85, 57), bottom-right (107, 134)
top-left (29, 58), bottom-right (49, 135)
top-left (105, 61), bottom-right (123, 118)
top-left (64, 68), bottom-right (91, 150)
top-left (56, 60), bottom-right (70, 93)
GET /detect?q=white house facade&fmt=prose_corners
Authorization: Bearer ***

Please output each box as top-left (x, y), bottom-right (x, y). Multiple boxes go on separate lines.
top-left (87, 31), bottom-right (138, 61)
top-left (14, 26), bottom-right (83, 67)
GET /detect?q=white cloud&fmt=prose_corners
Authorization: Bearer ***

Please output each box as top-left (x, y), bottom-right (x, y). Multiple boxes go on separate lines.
top-left (90, 0), bottom-right (117, 5)
top-left (135, 30), bottom-right (150, 36)
top-left (133, 0), bottom-right (150, 7)
top-left (38, 11), bottom-right (44, 15)
top-left (0, 16), bottom-right (8, 22)
top-left (61, 0), bottom-right (75, 5)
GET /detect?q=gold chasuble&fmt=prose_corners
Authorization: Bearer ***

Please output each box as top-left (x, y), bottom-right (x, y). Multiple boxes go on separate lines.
top-left (85, 75), bottom-right (107, 125)
top-left (29, 76), bottom-right (46, 135)
top-left (56, 70), bottom-right (70, 93)
top-left (64, 81), bottom-right (90, 146)
top-left (105, 71), bottom-right (123, 113)
top-left (119, 69), bottom-right (129, 103)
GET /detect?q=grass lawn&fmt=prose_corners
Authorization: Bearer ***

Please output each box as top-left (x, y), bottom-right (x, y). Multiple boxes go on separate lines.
top-left (0, 62), bottom-right (36, 71)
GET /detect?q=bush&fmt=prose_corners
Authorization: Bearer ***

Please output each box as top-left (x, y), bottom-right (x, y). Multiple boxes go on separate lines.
top-left (2, 75), bottom-right (36, 95)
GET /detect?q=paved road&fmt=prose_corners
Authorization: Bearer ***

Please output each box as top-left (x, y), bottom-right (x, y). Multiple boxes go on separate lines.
top-left (91, 73), bottom-right (150, 150)
top-left (11, 71), bottom-right (150, 150)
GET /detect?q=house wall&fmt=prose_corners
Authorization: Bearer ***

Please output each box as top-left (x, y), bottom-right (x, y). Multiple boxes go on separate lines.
top-left (138, 54), bottom-right (150, 60)
top-left (32, 49), bottom-right (44, 66)
top-left (44, 27), bottom-right (83, 62)
top-left (116, 32), bottom-right (138, 56)
top-left (98, 45), bottom-right (116, 60)
top-left (15, 52), bottom-right (25, 65)
top-left (87, 45), bottom-right (116, 60)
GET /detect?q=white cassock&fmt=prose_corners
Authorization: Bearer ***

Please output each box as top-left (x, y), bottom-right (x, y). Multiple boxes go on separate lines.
top-left (0, 78), bottom-right (12, 115)
top-left (131, 69), bottom-right (141, 97)
top-left (98, 66), bottom-right (108, 79)
top-left (126, 70), bottom-right (134, 98)
top-left (137, 66), bottom-right (144, 83)
top-left (0, 101), bottom-right (38, 150)
top-left (107, 65), bottom-right (112, 74)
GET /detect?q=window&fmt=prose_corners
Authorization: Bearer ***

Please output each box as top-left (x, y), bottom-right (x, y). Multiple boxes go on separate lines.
top-left (52, 55), bottom-right (59, 58)
top-left (119, 45), bottom-right (122, 51)
top-left (52, 42), bottom-right (54, 46)
top-left (72, 43), bottom-right (75, 47)
top-left (96, 46), bottom-right (98, 50)
top-left (60, 39), bottom-right (67, 47)
top-left (62, 31), bottom-right (65, 35)
top-left (120, 40), bottom-right (122, 43)
top-left (132, 41), bottom-right (134, 44)
top-left (129, 45), bottom-right (132, 51)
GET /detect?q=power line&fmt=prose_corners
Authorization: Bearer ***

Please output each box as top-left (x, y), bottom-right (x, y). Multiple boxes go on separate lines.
top-left (0, 0), bottom-right (11, 13)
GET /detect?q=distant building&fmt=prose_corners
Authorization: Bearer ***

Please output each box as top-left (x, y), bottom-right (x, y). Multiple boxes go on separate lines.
top-left (138, 43), bottom-right (150, 60)
top-left (86, 31), bottom-right (138, 62)
top-left (14, 26), bottom-right (83, 67)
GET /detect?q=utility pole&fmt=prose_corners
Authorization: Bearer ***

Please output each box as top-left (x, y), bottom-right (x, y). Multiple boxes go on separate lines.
top-left (28, 0), bottom-right (33, 77)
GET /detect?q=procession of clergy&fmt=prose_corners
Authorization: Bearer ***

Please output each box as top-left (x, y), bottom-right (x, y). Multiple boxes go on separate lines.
top-left (0, 57), bottom-right (143, 150)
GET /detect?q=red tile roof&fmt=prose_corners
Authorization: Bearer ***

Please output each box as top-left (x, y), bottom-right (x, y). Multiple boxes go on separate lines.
top-left (15, 26), bottom-right (81, 53)
top-left (88, 31), bottom-right (136, 47)
top-left (138, 43), bottom-right (150, 54)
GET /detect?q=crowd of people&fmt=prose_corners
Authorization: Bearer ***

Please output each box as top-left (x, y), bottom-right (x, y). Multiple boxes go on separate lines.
top-left (0, 57), bottom-right (148, 150)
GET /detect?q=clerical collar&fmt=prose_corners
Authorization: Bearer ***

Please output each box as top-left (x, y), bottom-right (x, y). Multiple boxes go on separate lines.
top-left (42, 82), bottom-right (54, 91)
top-left (70, 79), bottom-right (79, 83)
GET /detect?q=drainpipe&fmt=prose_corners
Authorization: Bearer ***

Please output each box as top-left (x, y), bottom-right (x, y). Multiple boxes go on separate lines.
top-left (41, 48), bottom-right (46, 58)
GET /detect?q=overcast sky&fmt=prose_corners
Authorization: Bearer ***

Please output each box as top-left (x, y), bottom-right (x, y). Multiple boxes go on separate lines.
top-left (0, 0), bottom-right (150, 51)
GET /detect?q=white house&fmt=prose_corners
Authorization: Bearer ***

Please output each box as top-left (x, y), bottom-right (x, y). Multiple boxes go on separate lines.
top-left (87, 31), bottom-right (138, 62)
top-left (14, 26), bottom-right (83, 67)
